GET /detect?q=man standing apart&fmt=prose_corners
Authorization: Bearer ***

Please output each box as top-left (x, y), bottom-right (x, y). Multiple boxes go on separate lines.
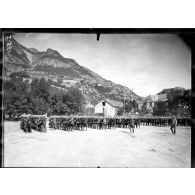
top-left (170, 116), bottom-right (177, 134)
top-left (129, 117), bottom-right (135, 133)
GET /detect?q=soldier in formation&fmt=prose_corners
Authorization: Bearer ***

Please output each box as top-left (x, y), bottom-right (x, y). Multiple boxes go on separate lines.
top-left (20, 114), bottom-right (191, 134)
top-left (20, 115), bottom-right (46, 133)
top-left (48, 116), bottom-right (190, 131)
top-left (20, 116), bottom-right (32, 133)
top-left (48, 116), bottom-right (140, 132)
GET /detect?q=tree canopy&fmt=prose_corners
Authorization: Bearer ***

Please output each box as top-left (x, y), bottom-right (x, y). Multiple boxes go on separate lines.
top-left (3, 77), bottom-right (85, 119)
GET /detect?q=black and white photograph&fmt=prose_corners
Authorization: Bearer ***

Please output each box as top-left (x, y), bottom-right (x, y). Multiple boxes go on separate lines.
top-left (1, 30), bottom-right (192, 167)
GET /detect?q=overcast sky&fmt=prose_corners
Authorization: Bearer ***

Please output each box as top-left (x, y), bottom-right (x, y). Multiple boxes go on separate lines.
top-left (14, 33), bottom-right (191, 97)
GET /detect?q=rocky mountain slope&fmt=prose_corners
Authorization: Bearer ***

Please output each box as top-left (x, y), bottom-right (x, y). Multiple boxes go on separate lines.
top-left (4, 37), bottom-right (141, 104)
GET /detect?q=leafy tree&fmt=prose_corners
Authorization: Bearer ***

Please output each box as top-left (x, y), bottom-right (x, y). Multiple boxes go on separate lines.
top-left (50, 93), bottom-right (70, 115)
top-left (3, 79), bottom-right (30, 118)
top-left (153, 89), bottom-right (191, 117)
top-left (47, 78), bottom-right (54, 86)
top-left (4, 76), bottom-right (89, 119)
top-left (62, 88), bottom-right (85, 115)
top-left (124, 99), bottom-right (138, 113)
top-left (28, 97), bottom-right (48, 115)
top-left (117, 99), bottom-right (138, 115)
top-left (30, 78), bottom-right (50, 102)
top-left (153, 101), bottom-right (168, 116)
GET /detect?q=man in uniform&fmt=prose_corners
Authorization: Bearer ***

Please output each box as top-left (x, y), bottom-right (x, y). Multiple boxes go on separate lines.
top-left (69, 116), bottom-right (75, 131)
top-left (26, 116), bottom-right (32, 133)
top-left (170, 116), bottom-right (177, 134)
top-left (98, 117), bottom-right (103, 130)
top-left (129, 117), bottom-right (135, 133)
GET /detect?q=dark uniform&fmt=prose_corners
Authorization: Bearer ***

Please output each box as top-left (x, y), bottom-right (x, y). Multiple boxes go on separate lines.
top-left (129, 118), bottom-right (135, 133)
top-left (170, 117), bottom-right (177, 134)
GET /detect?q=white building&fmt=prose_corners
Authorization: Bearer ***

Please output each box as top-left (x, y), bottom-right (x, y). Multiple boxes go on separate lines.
top-left (95, 99), bottom-right (123, 117)
top-left (146, 95), bottom-right (158, 109)
top-left (61, 79), bottom-right (79, 87)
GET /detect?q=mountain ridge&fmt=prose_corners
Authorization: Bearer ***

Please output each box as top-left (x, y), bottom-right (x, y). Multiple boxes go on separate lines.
top-left (4, 37), bottom-right (141, 104)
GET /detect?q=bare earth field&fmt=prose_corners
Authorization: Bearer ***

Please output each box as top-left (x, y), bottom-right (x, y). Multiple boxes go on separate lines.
top-left (3, 121), bottom-right (191, 167)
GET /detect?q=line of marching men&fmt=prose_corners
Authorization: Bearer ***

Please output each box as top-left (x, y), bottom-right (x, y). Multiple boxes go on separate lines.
top-left (20, 115), bottom-right (191, 133)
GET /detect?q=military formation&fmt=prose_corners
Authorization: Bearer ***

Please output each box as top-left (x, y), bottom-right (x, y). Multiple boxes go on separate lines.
top-left (20, 114), bottom-right (191, 134)
top-left (139, 116), bottom-right (191, 127)
top-left (49, 116), bottom-right (138, 132)
top-left (20, 114), bottom-right (47, 133)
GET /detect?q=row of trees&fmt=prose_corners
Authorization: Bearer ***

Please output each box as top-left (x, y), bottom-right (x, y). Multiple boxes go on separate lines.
top-left (152, 89), bottom-right (191, 116)
top-left (3, 76), bottom-right (85, 119)
top-left (3, 72), bottom-right (191, 119)
top-left (140, 89), bottom-right (191, 116)
top-left (117, 100), bottom-right (138, 115)
top-left (116, 89), bottom-right (191, 117)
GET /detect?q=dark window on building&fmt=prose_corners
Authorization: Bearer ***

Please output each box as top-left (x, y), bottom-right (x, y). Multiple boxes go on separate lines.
top-left (102, 102), bottom-right (105, 106)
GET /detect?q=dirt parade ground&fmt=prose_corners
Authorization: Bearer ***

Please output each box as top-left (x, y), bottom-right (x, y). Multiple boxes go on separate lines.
top-left (3, 121), bottom-right (191, 167)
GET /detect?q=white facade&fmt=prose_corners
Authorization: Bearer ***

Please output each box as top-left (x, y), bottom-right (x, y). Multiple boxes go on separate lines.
top-left (61, 79), bottom-right (79, 87)
top-left (95, 100), bottom-right (117, 117)
top-left (62, 79), bottom-right (78, 84)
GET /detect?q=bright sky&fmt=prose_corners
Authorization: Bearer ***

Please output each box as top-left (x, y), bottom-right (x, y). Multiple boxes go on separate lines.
top-left (14, 33), bottom-right (191, 97)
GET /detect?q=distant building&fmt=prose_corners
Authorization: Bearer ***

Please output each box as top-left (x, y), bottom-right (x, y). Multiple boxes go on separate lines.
top-left (61, 79), bottom-right (79, 87)
top-left (95, 99), bottom-right (123, 117)
top-left (146, 95), bottom-right (158, 109)
top-left (138, 93), bottom-right (168, 111)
